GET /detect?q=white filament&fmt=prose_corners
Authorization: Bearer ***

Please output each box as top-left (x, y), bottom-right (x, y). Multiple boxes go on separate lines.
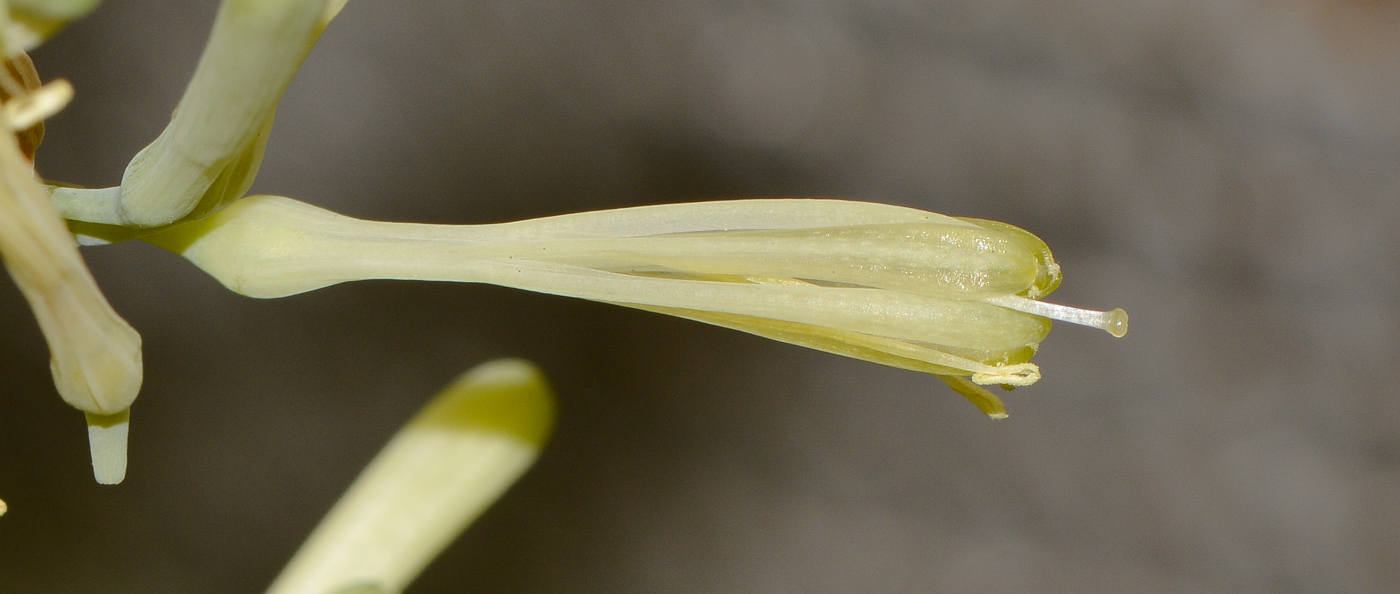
top-left (983, 295), bottom-right (1129, 337)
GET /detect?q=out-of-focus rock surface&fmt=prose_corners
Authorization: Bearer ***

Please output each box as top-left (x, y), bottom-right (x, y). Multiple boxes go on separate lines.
top-left (3, 0), bottom-right (1398, 592)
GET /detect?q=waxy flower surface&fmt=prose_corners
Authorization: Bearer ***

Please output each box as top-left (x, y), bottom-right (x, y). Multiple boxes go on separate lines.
top-left (134, 194), bottom-right (1127, 418)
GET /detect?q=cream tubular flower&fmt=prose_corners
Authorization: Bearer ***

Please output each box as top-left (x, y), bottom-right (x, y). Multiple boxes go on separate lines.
top-left (0, 58), bottom-right (141, 483)
top-left (51, 0), bottom-right (339, 227)
top-left (266, 359), bottom-right (555, 594)
top-left (143, 196), bottom-right (1126, 417)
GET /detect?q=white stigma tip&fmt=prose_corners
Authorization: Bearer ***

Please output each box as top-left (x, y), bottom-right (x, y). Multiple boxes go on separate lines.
top-left (85, 410), bottom-right (130, 485)
top-left (984, 296), bottom-right (1129, 337)
top-left (1104, 308), bottom-right (1129, 338)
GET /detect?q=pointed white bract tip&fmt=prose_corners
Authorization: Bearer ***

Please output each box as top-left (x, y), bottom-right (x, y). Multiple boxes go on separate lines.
top-left (987, 412), bottom-right (1010, 420)
top-left (1, 497), bottom-right (7, 516)
top-left (85, 410), bottom-right (130, 485)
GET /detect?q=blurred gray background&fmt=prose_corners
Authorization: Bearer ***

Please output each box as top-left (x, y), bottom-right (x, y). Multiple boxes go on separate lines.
top-left (3, 0), bottom-right (1399, 592)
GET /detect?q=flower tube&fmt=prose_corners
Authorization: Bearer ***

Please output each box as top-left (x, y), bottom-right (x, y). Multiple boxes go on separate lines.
top-left (142, 195), bottom-right (1127, 417)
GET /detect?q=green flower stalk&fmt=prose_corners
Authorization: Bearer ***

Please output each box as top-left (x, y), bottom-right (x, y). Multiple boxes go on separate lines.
top-left (266, 359), bottom-right (555, 594)
top-left (135, 194), bottom-right (1127, 417)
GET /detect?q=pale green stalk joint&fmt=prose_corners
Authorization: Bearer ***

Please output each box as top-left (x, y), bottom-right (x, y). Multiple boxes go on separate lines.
top-left (51, 0), bottom-right (331, 227)
top-left (265, 359), bottom-right (556, 594)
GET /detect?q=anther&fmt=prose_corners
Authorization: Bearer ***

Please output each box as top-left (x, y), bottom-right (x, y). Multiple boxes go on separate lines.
top-left (3, 79), bottom-right (73, 131)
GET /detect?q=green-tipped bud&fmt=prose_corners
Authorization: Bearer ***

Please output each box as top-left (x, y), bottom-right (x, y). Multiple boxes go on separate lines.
top-left (143, 196), bottom-right (1125, 416)
top-left (266, 359), bottom-right (555, 594)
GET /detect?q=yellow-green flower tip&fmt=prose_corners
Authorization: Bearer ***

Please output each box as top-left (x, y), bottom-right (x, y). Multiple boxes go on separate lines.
top-left (265, 359), bottom-right (555, 594)
top-left (85, 409), bottom-right (129, 485)
top-left (956, 217), bottom-right (1063, 299)
top-left (0, 497), bottom-right (7, 516)
top-left (410, 358), bottom-right (556, 448)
